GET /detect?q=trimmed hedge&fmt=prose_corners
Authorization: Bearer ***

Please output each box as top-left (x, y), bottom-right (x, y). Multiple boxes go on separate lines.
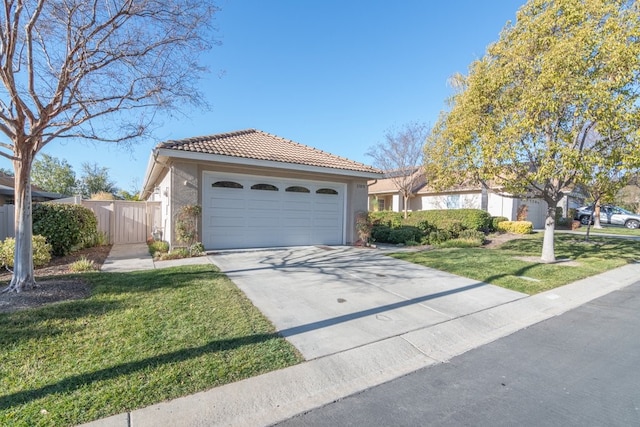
top-left (496, 220), bottom-right (534, 234)
top-left (408, 209), bottom-right (491, 232)
top-left (369, 211), bottom-right (403, 228)
top-left (369, 209), bottom-right (492, 245)
top-left (33, 203), bottom-right (99, 255)
top-left (489, 216), bottom-right (509, 231)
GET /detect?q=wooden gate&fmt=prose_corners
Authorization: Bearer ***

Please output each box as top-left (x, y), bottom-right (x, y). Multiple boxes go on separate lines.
top-left (78, 200), bottom-right (161, 244)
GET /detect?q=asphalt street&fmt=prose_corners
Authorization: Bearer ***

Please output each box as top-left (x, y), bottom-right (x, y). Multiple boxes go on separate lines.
top-left (276, 281), bottom-right (640, 427)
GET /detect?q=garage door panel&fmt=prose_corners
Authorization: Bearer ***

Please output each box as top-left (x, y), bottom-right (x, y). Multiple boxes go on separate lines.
top-left (203, 173), bottom-right (344, 249)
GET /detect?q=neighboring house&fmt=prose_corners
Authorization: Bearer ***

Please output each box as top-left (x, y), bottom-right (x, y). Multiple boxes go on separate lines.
top-left (0, 173), bottom-right (65, 205)
top-left (368, 172), bottom-right (584, 229)
top-left (140, 129), bottom-right (383, 250)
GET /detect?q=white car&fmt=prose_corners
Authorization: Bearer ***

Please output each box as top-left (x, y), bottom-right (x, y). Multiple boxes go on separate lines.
top-left (574, 205), bottom-right (640, 229)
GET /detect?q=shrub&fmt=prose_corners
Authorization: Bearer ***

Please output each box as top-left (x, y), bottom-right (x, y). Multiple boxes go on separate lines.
top-left (355, 211), bottom-right (372, 244)
top-left (190, 242), bottom-right (205, 256)
top-left (489, 216), bottom-right (509, 231)
top-left (371, 225), bottom-right (392, 242)
top-left (175, 205), bottom-right (202, 248)
top-left (33, 203), bottom-right (98, 255)
top-left (496, 220), bottom-right (534, 234)
top-left (369, 211), bottom-right (403, 228)
top-left (0, 235), bottom-right (52, 269)
top-left (148, 240), bottom-right (170, 257)
top-left (437, 219), bottom-right (465, 238)
top-left (90, 191), bottom-right (115, 200)
top-left (158, 247), bottom-right (190, 260)
top-left (69, 256), bottom-right (96, 272)
top-left (458, 229), bottom-right (486, 242)
top-left (428, 230), bottom-right (452, 244)
top-left (516, 204), bottom-right (528, 221)
top-left (388, 226), bottom-right (421, 245)
top-left (408, 209), bottom-right (491, 231)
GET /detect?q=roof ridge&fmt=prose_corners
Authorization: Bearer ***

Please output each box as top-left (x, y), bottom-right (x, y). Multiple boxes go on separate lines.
top-left (252, 129), bottom-right (375, 168)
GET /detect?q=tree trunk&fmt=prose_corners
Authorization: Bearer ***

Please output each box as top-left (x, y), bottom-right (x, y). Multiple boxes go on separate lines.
top-left (541, 202), bottom-right (557, 263)
top-left (403, 194), bottom-right (409, 219)
top-left (3, 156), bottom-right (36, 293)
top-left (593, 202), bottom-right (602, 228)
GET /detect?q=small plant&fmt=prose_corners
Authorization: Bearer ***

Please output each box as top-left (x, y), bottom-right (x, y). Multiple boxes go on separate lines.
top-left (189, 242), bottom-right (205, 256)
top-left (148, 240), bottom-right (170, 258)
top-left (69, 256), bottom-right (96, 272)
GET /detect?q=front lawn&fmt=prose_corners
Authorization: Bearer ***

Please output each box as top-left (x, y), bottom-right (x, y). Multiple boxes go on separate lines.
top-left (573, 225), bottom-right (640, 237)
top-left (391, 233), bottom-right (640, 294)
top-left (0, 265), bottom-right (302, 426)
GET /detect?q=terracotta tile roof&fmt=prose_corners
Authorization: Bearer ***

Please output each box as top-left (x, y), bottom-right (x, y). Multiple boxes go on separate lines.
top-left (159, 129), bottom-right (381, 174)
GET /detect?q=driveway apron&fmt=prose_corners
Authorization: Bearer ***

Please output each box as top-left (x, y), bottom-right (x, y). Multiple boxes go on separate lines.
top-left (209, 246), bottom-right (526, 360)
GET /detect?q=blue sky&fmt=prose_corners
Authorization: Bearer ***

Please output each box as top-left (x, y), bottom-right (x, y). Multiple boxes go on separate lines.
top-left (2, 0), bottom-right (526, 192)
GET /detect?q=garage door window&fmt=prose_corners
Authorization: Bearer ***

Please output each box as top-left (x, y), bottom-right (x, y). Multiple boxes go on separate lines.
top-left (212, 181), bottom-right (243, 189)
top-left (316, 188), bottom-right (338, 195)
top-left (251, 183), bottom-right (279, 191)
top-left (285, 186), bottom-right (310, 193)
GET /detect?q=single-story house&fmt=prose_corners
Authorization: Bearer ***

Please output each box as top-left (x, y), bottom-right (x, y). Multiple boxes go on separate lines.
top-left (368, 170), bottom-right (584, 229)
top-left (140, 129), bottom-right (383, 250)
top-left (0, 173), bottom-right (65, 205)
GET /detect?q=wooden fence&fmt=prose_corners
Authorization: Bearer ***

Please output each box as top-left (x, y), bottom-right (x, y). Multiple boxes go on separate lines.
top-left (0, 200), bottom-right (161, 245)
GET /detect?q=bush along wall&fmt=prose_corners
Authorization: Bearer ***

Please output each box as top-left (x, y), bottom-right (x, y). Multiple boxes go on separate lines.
top-left (369, 208), bottom-right (492, 246)
top-left (33, 203), bottom-right (99, 256)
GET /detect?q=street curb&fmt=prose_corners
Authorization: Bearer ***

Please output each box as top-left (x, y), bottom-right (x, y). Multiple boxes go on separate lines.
top-left (80, 262), bottom-right (640, 427)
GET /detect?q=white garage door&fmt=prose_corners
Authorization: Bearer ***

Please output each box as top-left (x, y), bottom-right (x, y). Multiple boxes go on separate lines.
top-left (203, 172), bottom-right (345, 249)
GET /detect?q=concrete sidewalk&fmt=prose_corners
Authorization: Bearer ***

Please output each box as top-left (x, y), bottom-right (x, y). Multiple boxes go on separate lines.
top-left (100, 244), bottom-right (212, 272)
top-left (85, 245), bottom-right (640, 427)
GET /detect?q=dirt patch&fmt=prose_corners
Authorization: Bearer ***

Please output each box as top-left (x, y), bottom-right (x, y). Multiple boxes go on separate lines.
top-left (483, 233), bottom-right (528, 249)
top-left (0, 245), bottom-right (112, 313)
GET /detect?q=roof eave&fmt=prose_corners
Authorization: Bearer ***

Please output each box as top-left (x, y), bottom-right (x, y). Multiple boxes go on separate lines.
top-left (155, 148), bottom-right (384, 180)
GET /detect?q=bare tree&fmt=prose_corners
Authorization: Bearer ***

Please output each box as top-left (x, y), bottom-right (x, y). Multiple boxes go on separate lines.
top-left (0, 0), bottom-right (218, 292)
top-left (367, 122), bottom-right (429, 219)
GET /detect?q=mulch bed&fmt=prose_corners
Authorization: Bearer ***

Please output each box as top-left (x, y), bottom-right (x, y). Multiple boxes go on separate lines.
top-left (0, 244), bottom-right (112, 314)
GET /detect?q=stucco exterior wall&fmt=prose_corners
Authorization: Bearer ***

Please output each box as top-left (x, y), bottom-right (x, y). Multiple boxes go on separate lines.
top-left (346, 180), bottom-right (370, 245)
top-left (417, 192), bottom-right (482, 211)
top-left (170, 162), bottom-right (199, 247)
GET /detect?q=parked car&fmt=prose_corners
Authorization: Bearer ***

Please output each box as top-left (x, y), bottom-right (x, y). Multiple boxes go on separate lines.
top-left (574, 205), bottom-right (640, 229)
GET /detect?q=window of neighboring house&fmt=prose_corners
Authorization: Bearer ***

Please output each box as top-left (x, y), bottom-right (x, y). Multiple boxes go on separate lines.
top-left (446, 194), bottom-right (460, 209)
top-left (212, 181), bottom-right (243, 189)
top-left (378, 198), bottom-right (385, 211)
top-left (285, 186), bottom-right (310, 193)
top-left (316, 188), bottom-right (338, 195)
top-left (251, 183), bottom-right (278, 191)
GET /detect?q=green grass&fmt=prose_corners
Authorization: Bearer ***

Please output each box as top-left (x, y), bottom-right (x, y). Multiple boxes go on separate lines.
top-left (391, 233), bottom-right (640, 295)
top-left (572, 225), bottom-right (640, 237)
top-left (0, 265), bottom-right (302, 426)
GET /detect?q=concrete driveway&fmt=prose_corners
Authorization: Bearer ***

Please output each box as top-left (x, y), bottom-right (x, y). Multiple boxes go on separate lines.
top-left (209, 246), bottom-right (527, 360)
